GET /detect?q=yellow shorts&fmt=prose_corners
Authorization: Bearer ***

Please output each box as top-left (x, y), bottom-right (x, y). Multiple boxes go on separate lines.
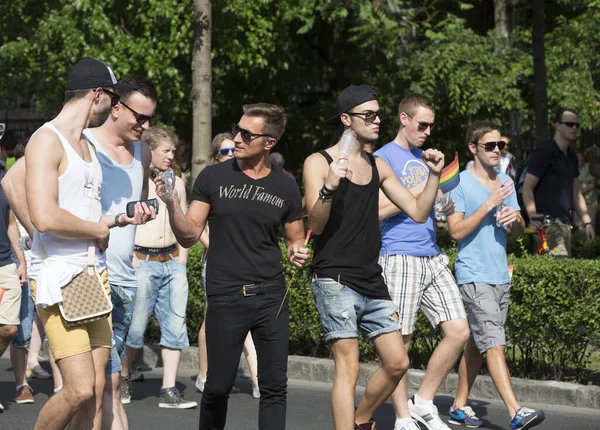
top-left (31, 269), bottom-right (112, 361)
top-left (0, 263), bottom-right (22, 325)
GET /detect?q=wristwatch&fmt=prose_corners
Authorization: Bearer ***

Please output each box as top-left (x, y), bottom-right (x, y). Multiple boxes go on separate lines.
top-left (114, 213), bottom-right (126, 228)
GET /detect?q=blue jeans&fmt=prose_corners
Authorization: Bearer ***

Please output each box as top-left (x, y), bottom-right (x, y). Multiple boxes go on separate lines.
top-left (311, 274), bottom-right (400, 342)
top-left (12, 281), bottom-right (34, 348)
top-left (126, 259), bottom-right (189, 350)
top-left (106, 284), bottom-right (137, 376)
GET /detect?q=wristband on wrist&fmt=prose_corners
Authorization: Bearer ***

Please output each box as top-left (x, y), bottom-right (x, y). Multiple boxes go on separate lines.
top-left (584, 222), bottom-right (593, 227)
top-left (318, 187), bottom-right (334, 201)
top-left (114, 213), bottom-right (126, 228)
top-left (322, 184), bottom-right (335, 195)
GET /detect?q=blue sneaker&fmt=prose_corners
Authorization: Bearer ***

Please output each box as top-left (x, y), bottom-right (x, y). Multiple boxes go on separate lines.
top-left (448, 406), bottom-right (484, 428)
top-left (510, 407), bottom-right (545, 430)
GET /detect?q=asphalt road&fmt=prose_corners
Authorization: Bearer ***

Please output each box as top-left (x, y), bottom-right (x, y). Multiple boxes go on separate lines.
top-left (1, 357), bottom-right (599, 429)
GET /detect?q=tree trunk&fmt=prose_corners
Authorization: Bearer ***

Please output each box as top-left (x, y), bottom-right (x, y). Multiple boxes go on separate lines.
top-left (532, 0), bottom-right (549, 144)
top-left (494, 0), bottom-right (509, 38)
top-left (191, 0), bottom-right (212, 183)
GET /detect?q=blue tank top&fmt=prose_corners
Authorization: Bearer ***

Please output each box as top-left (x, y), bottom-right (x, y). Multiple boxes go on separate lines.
top-left (83, 129), bottom-right (143, 287)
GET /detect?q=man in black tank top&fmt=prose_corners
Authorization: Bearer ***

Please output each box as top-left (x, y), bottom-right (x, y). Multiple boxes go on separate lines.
top-left (155, 103), bottom-right (309, 430)
top-left (303, 85), bottom-right (445, 430)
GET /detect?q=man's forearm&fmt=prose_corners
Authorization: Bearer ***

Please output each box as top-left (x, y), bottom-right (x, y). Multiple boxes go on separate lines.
top-left (31, 206), bottom-right (107, 240)
top-left (308, 199), bottom-right (332, 235)
top-left (7, 215), bottom-right (26, 267)
top-left (450, 202), bottom-right (493, 242)
top-left (522, 187), bottom-right (537, 217)
top-left (2, 172), bottom-right (34, 236)
top-left (167, 200), bottom-right (201, 248)
top-left (414, 174), bottom-right (440, 219)
top-left (574, 193), bottom-right (592, 224)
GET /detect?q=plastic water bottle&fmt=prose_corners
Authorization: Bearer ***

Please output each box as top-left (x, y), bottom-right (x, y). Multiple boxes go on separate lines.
top-left (434, 196), bottom-right (447, 214)
top-left (338, 130), bottom-right (356, 168)
top-left (163, 168), bottom-right (175, 195)
top-left (496, 202), bottom-right (507, 228)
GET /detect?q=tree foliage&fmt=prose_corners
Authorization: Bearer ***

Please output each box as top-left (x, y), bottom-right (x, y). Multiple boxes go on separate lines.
top-left (2, 0), bottom-right (600, 174)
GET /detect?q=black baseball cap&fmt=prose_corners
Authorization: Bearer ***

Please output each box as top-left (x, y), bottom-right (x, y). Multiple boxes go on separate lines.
top-left (66, 58), bottom-right (133, 92)
top-left (326, 85), bottom-right (377, 125)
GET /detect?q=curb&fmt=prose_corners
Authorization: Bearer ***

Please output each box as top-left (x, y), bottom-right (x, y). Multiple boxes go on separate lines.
top-left (138, 345), bottom-right (600, 410)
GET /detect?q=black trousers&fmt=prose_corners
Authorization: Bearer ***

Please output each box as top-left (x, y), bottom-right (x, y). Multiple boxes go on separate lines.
top-left (199, 278), bottom-right (289, 430)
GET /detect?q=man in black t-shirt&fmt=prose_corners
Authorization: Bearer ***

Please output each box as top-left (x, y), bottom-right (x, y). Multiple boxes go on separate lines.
top-left (522, 108), bottom-right (595, 256)
top-left (155, 103), bottom-right (309, 430)
top-left (303, 85), bottom-right (445, 430)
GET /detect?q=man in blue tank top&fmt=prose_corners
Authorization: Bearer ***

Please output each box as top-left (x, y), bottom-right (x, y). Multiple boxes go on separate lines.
top-left (84, 76), bottom-right (160, 428)
top-left (303, 85), bottom-right (445, 430)
top-left (448, 121), bottom-right (544, 430)
top-left (376, 94), bottom-right (469, 430)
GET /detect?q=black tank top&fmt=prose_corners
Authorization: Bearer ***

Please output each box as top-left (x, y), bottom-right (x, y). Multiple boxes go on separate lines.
top-left (310, 151), bottom-right (390, 299)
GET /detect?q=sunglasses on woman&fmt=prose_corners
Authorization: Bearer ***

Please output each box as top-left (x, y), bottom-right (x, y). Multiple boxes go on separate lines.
top-left (218, 148), bottom-right (234, 157)
top-left (477, 141), bottom-right (506, 151)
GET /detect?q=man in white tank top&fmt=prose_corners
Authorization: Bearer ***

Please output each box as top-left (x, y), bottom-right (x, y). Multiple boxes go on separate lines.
top-left (24, 58), bottom-right (132, 430)
top-left (83, 76), bottom-right (157, 430)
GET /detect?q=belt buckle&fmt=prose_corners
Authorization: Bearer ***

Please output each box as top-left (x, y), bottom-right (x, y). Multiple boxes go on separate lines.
top-left (242, 284), bottom-right (256, 297)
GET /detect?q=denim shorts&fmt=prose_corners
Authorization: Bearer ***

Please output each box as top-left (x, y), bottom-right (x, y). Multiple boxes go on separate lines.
top-left (12, 281), bottom-right (34, 348)
top-left (311, 274), bottom-right (400, 342)
top-left (459, 282), bottom-right (511, 354)
top-left (126, 258), bottom-right (189, 350)
top-left (106, 284), bottom-right (137, 376)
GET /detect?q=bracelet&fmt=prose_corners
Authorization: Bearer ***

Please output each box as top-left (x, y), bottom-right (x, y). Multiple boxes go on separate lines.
top-left (318, 188), bottom-right (334, 201)
top-left (114, 213), bottom-right (126, 228)
top-left (322, 184), bottom-right (335, 195)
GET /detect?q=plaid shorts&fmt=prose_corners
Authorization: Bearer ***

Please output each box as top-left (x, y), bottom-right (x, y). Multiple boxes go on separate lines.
top-left (379, 253), bottom-right (466, 335)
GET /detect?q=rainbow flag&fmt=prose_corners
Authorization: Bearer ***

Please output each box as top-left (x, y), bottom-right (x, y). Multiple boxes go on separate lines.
top-left (439, 152), bottom-right (460, 194)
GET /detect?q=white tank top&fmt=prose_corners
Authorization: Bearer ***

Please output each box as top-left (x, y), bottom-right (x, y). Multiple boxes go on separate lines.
top-left (29, 122), bottom-right (107, 279)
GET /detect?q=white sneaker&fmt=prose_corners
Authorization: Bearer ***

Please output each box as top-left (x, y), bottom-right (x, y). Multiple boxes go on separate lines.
top-left (195, 375), bottom-right (206, 393)
top-left (394, 418), bottom-right (421, 430)
top-left (408, 397), bottom-right (451, 430)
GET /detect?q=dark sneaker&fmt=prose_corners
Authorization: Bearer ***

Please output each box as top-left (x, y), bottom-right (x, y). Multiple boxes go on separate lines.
top-left (448, 406), bottom-right (484, 428)
top-left (158, 387), bottom-right (198, 409)
top-left (130, 369), bottom-right (145, 382)
top-left (15, 385), bottom-right (34, 404)
top-left (355, 420), bottom-right (376, 430)
top-left (510, 407), bottom-right (545, 430)
top-left (120, 376), bottom-right (132, 405)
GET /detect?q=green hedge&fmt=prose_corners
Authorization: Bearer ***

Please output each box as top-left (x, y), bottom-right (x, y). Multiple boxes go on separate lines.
top-left (144, 237), bottom-right (600, 384)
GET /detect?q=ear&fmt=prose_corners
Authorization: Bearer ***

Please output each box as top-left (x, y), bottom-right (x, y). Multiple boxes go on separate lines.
top-left (468, 143), bottom-right (478, 155)
top-left (340, 113), bottom-right (352, 127)
top-left (264, 137), bottom-right (277, 152)
top-left (399, 112), bottom-right (409, 127)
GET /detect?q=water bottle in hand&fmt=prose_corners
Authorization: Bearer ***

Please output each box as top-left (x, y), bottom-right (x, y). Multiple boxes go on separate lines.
top-left (496, 202), bottom-right (507, 228)
top-left (338, 130), bottom-right (357, 168)
top-left (163, 168), bottom-right (175, 195)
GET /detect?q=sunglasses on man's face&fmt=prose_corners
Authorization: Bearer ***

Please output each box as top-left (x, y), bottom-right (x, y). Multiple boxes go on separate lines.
top-left (346, 111), bottom-right (383, 125)
top-left (120, 100), bottom-right (157, 125)
top-left (477, 141), bottom-right (506, 152)
top-left (231, 123), bottom-right (272, 144)
top-left (404, 113), bottom-right (435, 132)
top-left (102, 88), bottom-right (120, 107)
top-left (218, 148), bottom-right (234, 157)
top-left (560, 121), bottom-right (580, 128)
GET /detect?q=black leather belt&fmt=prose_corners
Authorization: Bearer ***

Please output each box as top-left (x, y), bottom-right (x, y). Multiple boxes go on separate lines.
top-left (239, 278), bottom-right (284, 297)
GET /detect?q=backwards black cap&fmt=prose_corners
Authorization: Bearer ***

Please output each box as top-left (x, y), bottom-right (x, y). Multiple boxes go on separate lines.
top-left (66, 58), bottom-right (133, 92)
top-left (326, 85), bottom-right (377, 125)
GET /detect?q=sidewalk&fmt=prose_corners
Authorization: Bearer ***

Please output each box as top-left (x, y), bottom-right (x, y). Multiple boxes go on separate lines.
top-left (135, 344), bottom-right (600, 410)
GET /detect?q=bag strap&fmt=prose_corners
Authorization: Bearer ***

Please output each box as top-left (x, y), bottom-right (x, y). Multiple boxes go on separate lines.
top-left (35, 139), bottom-right (101, 276)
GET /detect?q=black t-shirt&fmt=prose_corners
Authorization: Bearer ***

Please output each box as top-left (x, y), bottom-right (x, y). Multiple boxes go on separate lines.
top-left (527, 139), bottom-right (579, 223)
top-left (191, 159), bottom-right (303, 295)
top-left (310, 151), bottom-right (390, 300)
top-left (0, 171), bottom-right (13, 267)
